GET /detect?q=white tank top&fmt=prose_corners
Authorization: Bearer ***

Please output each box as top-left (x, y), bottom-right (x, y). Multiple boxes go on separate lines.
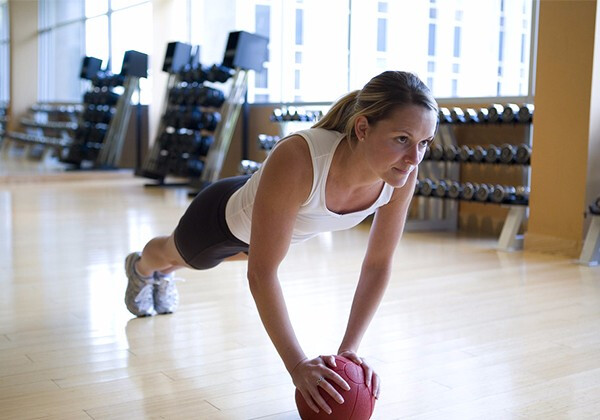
top-left (225, 128), bottom-right (395, 244)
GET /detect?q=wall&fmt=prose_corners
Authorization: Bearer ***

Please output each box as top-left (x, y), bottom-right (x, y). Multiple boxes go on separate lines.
top-left (8, 0), bottom-right (38, 132)
top-left (525, 0), bottom-right (599, 257)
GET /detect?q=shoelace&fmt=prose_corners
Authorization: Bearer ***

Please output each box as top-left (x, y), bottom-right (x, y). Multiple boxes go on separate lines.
top-left (134, 279), bottom-right (156, 306)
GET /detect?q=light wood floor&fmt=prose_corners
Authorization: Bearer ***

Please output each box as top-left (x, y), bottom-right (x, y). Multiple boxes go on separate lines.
top-left (0, 172), bottom-right (599, 420)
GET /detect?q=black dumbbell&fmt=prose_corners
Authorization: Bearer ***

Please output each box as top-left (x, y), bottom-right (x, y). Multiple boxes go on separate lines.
top-left (239, 159), bottom-right (262, 175)
top-left (434, 180), bottom-right (449, 198)
top-left (447, 181), bottom-right (462, 199)
top-left (472, 145), bottom-right (487, 162)
top-left (207, 64), bottom-right (234, 83)
top-left (501, 103), bottom-right (520, 123)
top-left (459, 145), bottom-right (474, 162)
top-left (429, 143), bottom-right (444, 161)
top-left (515, 144), bottom-right (532, 165)
top-left (491, 185), bottom-right (516, 203)
top-left (463, 108), bottom-right (480, 123)
top-left (438, 108), bottom-right (452, 124)
top-left (200, 112), bottom-right (221, 131)
top-left (477, 107), bottom-right (489, 123)
top-left (518, 104), bottom-right (534, 123)
top-left (485, 145), bottom-right (501, 163)
top-left (187, 158), bottom-right (205, 176)
top-left (450, 107), bottom-right (466, 123)
top-left (487, 104), bottom-right (504, 123)
top-left (500, 144), bottom-right (517, 164)
top-left (419, 178), bottom-right (434, 196)
top-left (461, 182), bottom-right (478, 200)
top-left (475, 183), bottom-right (494, 202)
top-left (443, 144), bottom-right (460, 161)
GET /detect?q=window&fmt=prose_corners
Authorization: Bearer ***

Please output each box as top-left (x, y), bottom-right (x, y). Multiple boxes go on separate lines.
top-left (0, 0), bottom-right (9, 102)
top-left (38, 0), bottom-right (152, 103)
top-left (189, 0), bottom-right (534, 102)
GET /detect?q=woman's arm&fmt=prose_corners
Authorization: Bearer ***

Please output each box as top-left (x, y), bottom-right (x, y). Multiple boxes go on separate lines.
top-left (338, 170), bottom-right (418, 354)
top-left (247, 136), bottom-right (350, 413)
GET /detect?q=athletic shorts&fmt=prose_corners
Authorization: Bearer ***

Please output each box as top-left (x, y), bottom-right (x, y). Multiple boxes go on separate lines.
top-left (173, 175), bottom-right (251, 270)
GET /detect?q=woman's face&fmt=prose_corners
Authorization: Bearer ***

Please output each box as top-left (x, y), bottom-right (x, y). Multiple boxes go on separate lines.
top-left (361, 105), bottom-right (438, 188)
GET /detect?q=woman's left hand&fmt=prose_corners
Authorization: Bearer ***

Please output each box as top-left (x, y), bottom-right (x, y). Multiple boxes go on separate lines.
top-left (337, 350), bottom-right (380, 399)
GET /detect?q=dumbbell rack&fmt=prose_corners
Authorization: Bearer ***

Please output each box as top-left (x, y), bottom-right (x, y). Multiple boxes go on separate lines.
top-left (578, 199), bottom-right (600, 266)
top-left (191, 68), bottom-right (248, 190)
top-left (413, 103), bottom-right (533, 251)
top-left (138, 64), bottom-right (232, 187)
top-left (409, 123), bottom-right (460, 232)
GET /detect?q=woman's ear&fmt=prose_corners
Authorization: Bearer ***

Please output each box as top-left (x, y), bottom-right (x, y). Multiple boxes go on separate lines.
top-left (354, 116), bottom-right (369, 142)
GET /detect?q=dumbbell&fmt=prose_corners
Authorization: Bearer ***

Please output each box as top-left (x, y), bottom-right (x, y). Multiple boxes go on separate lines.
top-left (463, 108), bottom-right (480, 123)
top-left (475, 183), bottom-right (494, 202)
top-left (500, 144), bottom-right (517, 164)
top-left (487, 104), bottom-right (504, 123)
top-left (447, 181), bottom-right (462, 199)
top-left (187, 158), bottom-right (205, 176)
top-left (501, 103), bottom-right (520, 123)
top-left (438, 108), bottom-right (452, 124)
top-left (423, 145), bottom-right (431, 160)
top-left (414, 179), bottom-right (421, 195)
top-left (207, 64), bottom-right (234, 83)
top-left (239, 159), bottom-right (262, 175)
top-left (485, 144), bottom-right (501, 163)
top-left (518, 104), bottom-right (534, 123)
top-left (200, 112), bottom-right (221, 131)
top-left (433, 180), bottom-right (449, 198)
top-left (199, 86), bottom-right (225, 108)
top-left (515, 144), bottom-right (532, 165)
top-left (515, 186), bottom-right (530, 204)
top-left (181, 107), bottom-right (203, 130)
top-left (429, 143), bottom-right (444, 161)
top-left (477, 107), bottom-right (489, 123)
top-left (419, 178), bottom-right (434, 196)
top-left (491, 185), bottom-right (517, 203)
top-left (461, 182), bottom-right (478, 200)
top-left (443, 144), bottom-right (460, 161)
top-left (270, 109), bottom-right (284, 122)
top-left (459, 145), bottom-right (474, 162)
top-left (472, 145), bottom-right (487, 162)
top-left (450, 107), bottom-right (466, 123)
top-left (258, 134), bottom-right (280, 150)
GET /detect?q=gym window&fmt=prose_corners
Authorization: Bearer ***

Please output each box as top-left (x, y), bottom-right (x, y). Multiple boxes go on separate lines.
top-left (38, 0), bottom-right (152, 103)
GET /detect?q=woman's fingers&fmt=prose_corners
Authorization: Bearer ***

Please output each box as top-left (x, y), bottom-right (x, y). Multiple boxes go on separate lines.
top-left (372, 372), bottom-right (381, 399)
top-left (300, 389), bottom-right (321, 413)
top-left (310, 383), bottom-right (333, 415)
top-left (321, 354), bottom-right (337, 368)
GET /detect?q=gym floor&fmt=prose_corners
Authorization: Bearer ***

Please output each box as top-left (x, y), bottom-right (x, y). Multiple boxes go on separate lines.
top-left (1, 170), bottom-right (599, 419)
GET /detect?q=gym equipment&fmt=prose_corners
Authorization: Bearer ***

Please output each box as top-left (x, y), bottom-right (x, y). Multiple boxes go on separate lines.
top-left (447, 180), bottom-right (462, 199)
top-left (443, 144), bottom-right (459, 161)
top-left (487, 103), bottom-right (504, 123)
top-left (477, 107), bottom-right (489, 123)
top-left (461, 182), bottom-right (477, 200)
top-left (472, 145), bottom-right (487, 162)
top-left (518, 104), bottom-right (534, 122)
top-left (258, 134), bottom-right (280, 150)
top-left (295, 356), bottom-right (375, 420)
top-left (501, 103), bottom-right (520, 122)
top-left (419, 178), bottom-right (434, 196)
top-left (500, 143), bottom-right (517, 164)
top-left (438, 107), bottom-right (452, 124)
top-left (459, 145), bottom-right (473, 162)
top-left (450, 107), bottom-right (466, 124)
top-left (238, 159), bottom-right (261, 175)
top-left (491, 185), bottom-right (516, 203)
top-left (578, 197), bottom-right (600, 265)
top-left (429, 143), bottom-right (444, 161)
top-left (475, 183), bottom-right (494, 202)
top-left (434, 180), bottom-right (449, 198)
top-left (463, 108), bottom-right (479, 123)
top-left (484, 144), bottom-right (501, 163)
top-left (515, 144), bottom-right (532, 165)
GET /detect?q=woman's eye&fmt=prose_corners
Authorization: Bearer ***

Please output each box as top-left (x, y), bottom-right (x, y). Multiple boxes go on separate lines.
top-left (419, 140), bottom-right (430, 148)
top-left (396, 136), bottom-right (409, 144)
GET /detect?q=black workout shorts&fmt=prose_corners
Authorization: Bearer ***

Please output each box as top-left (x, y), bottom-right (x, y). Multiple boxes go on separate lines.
top-left (173, 175), bottom-right (251, 270)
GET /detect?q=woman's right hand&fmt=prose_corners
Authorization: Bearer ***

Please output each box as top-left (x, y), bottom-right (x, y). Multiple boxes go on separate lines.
top-left (291, 355), bottom-right (351, 414)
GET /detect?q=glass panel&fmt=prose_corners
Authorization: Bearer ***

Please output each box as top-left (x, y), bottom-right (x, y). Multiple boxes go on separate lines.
top-left (48, 21), bottom-right (85, 101)
top-left (110, 3), bottom-right (152, 74)
top-left (110, 0), bottom-right (148, 11)
top-left (86, 0), bottom-right (108, 17)
top-left (85, 15), bottom-right (109, 66)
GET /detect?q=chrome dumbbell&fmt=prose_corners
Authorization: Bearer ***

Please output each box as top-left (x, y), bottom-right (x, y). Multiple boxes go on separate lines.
top-left (475, 183), bottom-right (494, 202)
top-left (461, 182), bottom-right (478, 200)
top-left (515, 144), bottom-right (532, 165)
top-left (419, 178), bottom-right (435, 196)
top-left (487, 103), bottom-right (505, 123)
top-left (485, 144), bottom-right (501, 163)
top-left (447, 181), bottom-right (463, 199)
top-left (459, 145), bottom-right (474, 162)
top-left (443, 144), bottom-right (460, 161)
top-left (500, 144), bottom-right (517, 164)
top-left (501, 103), bottom-right (520, 123)
top-left (518, 104), bottom-right (534, 123)
top-left (238, 159), bottom-right (262, 175)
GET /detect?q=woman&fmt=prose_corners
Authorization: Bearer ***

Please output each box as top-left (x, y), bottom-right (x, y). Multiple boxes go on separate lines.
top-left (124, 70), bottom-right (438, 414)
